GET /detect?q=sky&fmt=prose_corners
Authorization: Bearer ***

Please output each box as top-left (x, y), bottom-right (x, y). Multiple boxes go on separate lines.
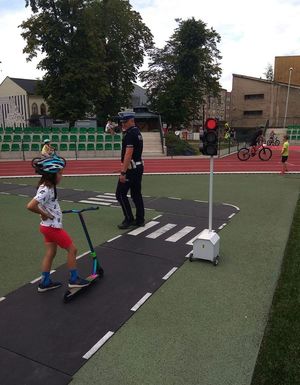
top-left (1, 0), bottom-right (300, 91)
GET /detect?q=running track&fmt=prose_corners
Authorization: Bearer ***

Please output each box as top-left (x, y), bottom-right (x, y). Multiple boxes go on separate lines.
top-left (0, 147), bottom-right (299, 177)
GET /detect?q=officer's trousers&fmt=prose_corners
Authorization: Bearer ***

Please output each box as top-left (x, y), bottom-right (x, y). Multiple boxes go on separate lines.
top-left (116, 166), bottom-right (145, 223)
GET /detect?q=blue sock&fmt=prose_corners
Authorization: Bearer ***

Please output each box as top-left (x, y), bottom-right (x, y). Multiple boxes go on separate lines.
top-left (70, 269), bottom-right (78, 282)
top-left (41, 272), bottom-right (50, 286)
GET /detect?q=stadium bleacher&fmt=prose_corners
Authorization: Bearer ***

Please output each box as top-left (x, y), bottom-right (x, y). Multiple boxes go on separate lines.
top-left (287, 126), bottom-right (300, 141)
top-left (0, 126), bottom-right (123, 156)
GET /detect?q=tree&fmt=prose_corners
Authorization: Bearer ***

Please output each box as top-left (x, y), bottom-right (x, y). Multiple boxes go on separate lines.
top-left (141, 18), bottom-right (222, 127)
top-left (264, 63), bottom-right (274, 81)
top-left (21, 0), bottom-right (153, 124)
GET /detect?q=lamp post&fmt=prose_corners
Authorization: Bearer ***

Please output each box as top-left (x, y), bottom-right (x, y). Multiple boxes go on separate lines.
top-left (283, 67), bottom-right (294, 130)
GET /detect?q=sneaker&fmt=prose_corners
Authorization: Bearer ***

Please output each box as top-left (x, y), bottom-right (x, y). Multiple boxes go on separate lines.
top-left (68, 277), bottom-right (90, 289)
top-left (38, 281), bottom-right (62, 293)
top-left (117, 220), bottom-right (135, 230)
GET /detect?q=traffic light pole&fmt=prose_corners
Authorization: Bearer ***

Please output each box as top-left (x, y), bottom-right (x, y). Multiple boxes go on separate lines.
top-left (208, 156), bottom-right (214, 232)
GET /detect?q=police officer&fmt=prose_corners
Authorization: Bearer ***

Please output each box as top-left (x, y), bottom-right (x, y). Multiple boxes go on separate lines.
top-left (116, 112), bottom-right (145, 229)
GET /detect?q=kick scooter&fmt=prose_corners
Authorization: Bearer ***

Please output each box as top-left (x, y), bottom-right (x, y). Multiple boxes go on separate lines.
top-left (62, 206), bottom-right (104, 302)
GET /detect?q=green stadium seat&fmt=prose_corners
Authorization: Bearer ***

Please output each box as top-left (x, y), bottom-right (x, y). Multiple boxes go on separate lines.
top-left (105, 134), bottom-right (113, 142)
top-left (297, 135), bottom-right (300, 141)
top-left (105, 143), bottom-right (112, 151)
top-left (97, 127), bottom-right (104, 133)
top-left (60, 143), bottom-right (68, 151)
top-left (5, 127), bottom-right (13, 134)
top-left (78, 143), bottom-right (86, 151)
top-left (113, 143), bottom-right (121, 151)
top-left (11, 143), bottom-right (20, 151)
top-left (42, 127), bottom-right (51, 134)
top-left (1, 143), bottom-right (10, 151)
top-left (96, 135), bottom-right (104, 142)
top-left (24, 127), bottom-right (33, 134)
top-left (88, 127), bottom-right (95, 134)
top-left (51, 134), bottom-right (60, 142)
top-left (23, 135), bottom-right (31, 143)
top-left (69, 143), bottom-right (77, 151)
top-left (0, 135), bottom-right (2, 142)
top-left (70, 135), bottom-right (77, 143)
top-left (0, 127), bottom-right (3, 134)
top-left (3, 135), bottom-right (12, 142)
top-left (291, 135), bottom-right (297, 140)
top-left (88, 135), bottom-right (95, 142)
top-left (61, 127), bottom-right (69, 134)
top-left (32, 135), bottom-right (41, 142)
top-left (14, 127), bottom-right (23, 134)
top-left (13, 135), bottom-right (22, 143)
top-left (31, 143), bottom-right (40, 151)
top-left (96, 143), bottom-right (104, 151)
top-left (51, 143), bottom-right (59, 151)
top-left (61, 135), bottom-right (69, 142)
top-left (114, 134), bottom-right (122, 142)
top-left (79, 127), bottom-right (87, 134)
top-left (70, 127), bottom-right (78, 134)
top-left (22, 143), bottom-right (30, 151)
top-left (52, 127), bottom-right (60, 134)
top-left (87, 143), bottom-right (95, 151)
top-left (42, 135), bottom-right (50, 142)
top-left (32, 127), bottom-right (42, 133)
top-left (79, 135), bottom-right (86, 142)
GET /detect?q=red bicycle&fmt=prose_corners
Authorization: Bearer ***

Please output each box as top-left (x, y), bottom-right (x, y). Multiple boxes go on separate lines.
top-left (237, 144), bottom-right (273, 161)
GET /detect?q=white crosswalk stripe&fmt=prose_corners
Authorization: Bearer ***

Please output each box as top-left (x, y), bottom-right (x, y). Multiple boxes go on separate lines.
top-left (128, 221), bottom-right (160, 236)
top-left (165, 226), bottom-right (195, 242)
top-left (79, 200), bottom-right (111, 206)
top-left (146, 223), bottom-right (177, 239)
top-left (96, 195), bottom-right (118, 202)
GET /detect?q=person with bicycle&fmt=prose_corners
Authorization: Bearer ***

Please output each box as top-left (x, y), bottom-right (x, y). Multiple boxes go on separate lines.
top-left (41, 139), bottom-right (55, 157)
top-left (250, 129), bottom-right (263, 156)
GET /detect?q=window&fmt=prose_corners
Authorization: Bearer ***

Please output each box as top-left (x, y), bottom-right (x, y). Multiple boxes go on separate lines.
top-left (244, 94), bottom-right (264, 100)
top-left (40, 103), bottom-right (46, 115)
top-left (32, 103), bottom-right (38, 115)
top-left (243, 110), bottom-right (263, 116)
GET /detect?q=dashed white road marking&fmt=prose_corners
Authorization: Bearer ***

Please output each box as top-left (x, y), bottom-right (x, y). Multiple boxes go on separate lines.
top-left (128, 221), bottom-right (159, 236)
top-left (107, 235), bottom-right (122, 243)
top-left (83, 331), bottom-right (114, 360)
top-left (166, 226), bottom-right (195, 243)
top-left (147, 223), bottom-right (177, 239)
top-left (0, 297), bottom-right (6, 302)
top-left (131, 293), bottom-right (152, 312)
top-left (79, 200), bottom-right (111, 206)
top-left (162, 267), bottom-right (178, 280)
top-left (30, 269), bottom-right (56, 284)
top-left (76, 251), bottom-right (90, 260)
top-left (152, 215), bottom-right (162, 220)
top-left (228, 213), bottom-right (236, 219)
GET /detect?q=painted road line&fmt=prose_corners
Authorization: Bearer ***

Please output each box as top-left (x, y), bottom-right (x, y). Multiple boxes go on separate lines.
top-left (185, 252), bottom-right (192, 258)
top-left (168, 197), bottom-right (181, 200)
top-left (131, 293), bottom-right (152, 312)
top-left (128, 221), bottom-right (160, 236)
top-left (104, 193), bottom-right (116, 196)
top-left (162, 267), bottom-right (178, 281)
top-left (194, 200), bottom-right (207, 203)
top-left (218, 223), bottom-right (227, 230)
top-left (79, 200), bottom-right (111, 206)
top-left (76, 251), bottom-right (90, 260)
top-left (18, 194), bottom-right (28, 197)
top-left (0, 297), bottom-right (6, 302)
top-left (74, 188), bottom-right (84, 191)
top-left (18, 183), bottom-right (27, 186)
top-left (166, 226), bottom-right (195, 243)
top-left (107, 235), bottom-right (122, 243)
top-left (147, 223), bottom-right (177, 239)
top-left (96, 194), bottom-right (118, 200)
top-left (228, 213), bottom-right (236, 219)
top-left (83, 331), bottom-right (114, 360)
top-left (93, 196), bottom-right (118, 203)
top-left (223, 203), bottom-right (240, 211)
top-left (152, 215), bottom-right (162, 220)
top-left (62, 200), bottom-right (74, 203)
top-left (30, 270), bottom-right (56, 284)
top-left (0, 192), bottom-right (10, 195)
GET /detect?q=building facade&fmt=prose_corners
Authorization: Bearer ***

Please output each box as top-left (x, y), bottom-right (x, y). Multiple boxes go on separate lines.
top-left (230, 74), bottom-right (300, 128)
top-left (274, 55), bottom-right (300, 86)
top-left (0, 77), bottom-right (47, 128)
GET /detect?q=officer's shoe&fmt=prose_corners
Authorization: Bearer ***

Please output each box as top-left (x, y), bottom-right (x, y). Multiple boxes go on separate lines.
top-left (118, 220), bottom-right (135, 230)
top-left (134, 219), bottom-right (145, 227)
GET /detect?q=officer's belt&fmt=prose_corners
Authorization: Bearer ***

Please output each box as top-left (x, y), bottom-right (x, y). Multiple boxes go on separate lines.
top-left (128, 160), bottom-right (144, 169)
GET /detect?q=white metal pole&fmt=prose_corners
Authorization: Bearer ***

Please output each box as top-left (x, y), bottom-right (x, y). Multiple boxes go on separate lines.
top-left (208, 155), bottom-right (214, 232)
top-left (283, 68), bottom-right (293, 130)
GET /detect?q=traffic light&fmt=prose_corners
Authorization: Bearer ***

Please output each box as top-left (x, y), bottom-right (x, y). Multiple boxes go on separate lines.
top-left (200, 118), bottom-right (219, 156)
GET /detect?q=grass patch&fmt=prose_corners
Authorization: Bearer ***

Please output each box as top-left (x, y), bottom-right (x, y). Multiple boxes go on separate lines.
top-left (251, 198), bottom-right (300, 385)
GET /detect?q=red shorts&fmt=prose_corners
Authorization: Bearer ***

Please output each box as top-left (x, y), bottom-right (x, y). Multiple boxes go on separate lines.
top-left (39, 225), bottom-right (73, 249)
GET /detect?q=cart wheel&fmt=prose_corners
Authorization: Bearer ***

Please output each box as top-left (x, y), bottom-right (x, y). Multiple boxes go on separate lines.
top-left (97, 267), bottom-right (104, 277)
top-left (189, 254), bottom-right (194, 262)
top-left (213, 257), bottom-right (219, 266)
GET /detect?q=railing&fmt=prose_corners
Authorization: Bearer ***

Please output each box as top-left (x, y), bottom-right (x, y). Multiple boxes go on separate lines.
top-left (218, 139), bottom-right (244, 158)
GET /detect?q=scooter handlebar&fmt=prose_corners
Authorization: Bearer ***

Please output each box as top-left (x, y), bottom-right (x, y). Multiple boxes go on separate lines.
top-left (62, 207), bottom-right (99, 214)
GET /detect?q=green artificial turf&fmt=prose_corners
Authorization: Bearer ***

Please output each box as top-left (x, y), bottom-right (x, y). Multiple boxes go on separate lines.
top-left (251, 198), bottom-right (300, 385)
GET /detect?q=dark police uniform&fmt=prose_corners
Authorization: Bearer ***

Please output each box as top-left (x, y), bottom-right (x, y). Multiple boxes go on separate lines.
top-left (116, 124), bottom-right (145, 226)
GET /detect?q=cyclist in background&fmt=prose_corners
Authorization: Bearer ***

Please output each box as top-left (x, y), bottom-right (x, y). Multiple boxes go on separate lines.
top-left (249, 129), bottom-right (264, 156)
top-left (41, 139), bottom-right (55, 157)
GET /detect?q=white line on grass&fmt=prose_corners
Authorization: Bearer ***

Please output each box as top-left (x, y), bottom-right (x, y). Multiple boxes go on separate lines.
top-left (228, 213), bottom-right (236, 219)
top-left (83, 331), bottom-right (114, 360)
top-left (152, 215), bottom-right (162, 220)
top-left (131, 293), bottom-right (152, 312)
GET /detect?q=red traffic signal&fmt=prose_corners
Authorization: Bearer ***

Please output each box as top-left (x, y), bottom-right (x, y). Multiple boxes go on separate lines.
top-left (206, 118), bottom-right (218, 130)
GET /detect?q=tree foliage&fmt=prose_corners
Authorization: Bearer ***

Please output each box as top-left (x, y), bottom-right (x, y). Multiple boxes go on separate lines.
top-left (264, 63), bottom-right (274, 81)
top-left (141, 18), bottom-right (222, 127)
top-left (21, 0), bottom-right (153, 124)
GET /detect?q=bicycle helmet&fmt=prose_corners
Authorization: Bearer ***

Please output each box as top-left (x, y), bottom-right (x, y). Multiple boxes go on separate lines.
top-left (33, 156), bottom-right (66, 175)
